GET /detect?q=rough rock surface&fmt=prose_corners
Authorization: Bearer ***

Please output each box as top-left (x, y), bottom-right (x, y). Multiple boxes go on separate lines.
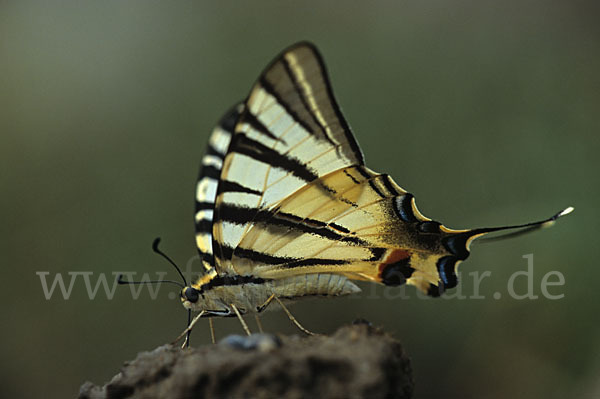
top-left (79, 322), bottom-right (414, 399)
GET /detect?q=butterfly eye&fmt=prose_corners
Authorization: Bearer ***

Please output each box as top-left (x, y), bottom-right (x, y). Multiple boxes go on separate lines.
top-left (184, 287), bottom-right (199, 303)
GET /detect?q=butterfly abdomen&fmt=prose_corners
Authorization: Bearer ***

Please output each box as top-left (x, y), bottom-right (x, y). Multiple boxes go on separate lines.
top-left (199, 274), bottom-right (361, 314)
top-left (269, 273), bottom-right (361, 300)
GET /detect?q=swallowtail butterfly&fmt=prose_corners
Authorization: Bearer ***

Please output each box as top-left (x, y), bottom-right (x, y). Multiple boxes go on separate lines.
top-left (125, 42), bottom-right (573, 343)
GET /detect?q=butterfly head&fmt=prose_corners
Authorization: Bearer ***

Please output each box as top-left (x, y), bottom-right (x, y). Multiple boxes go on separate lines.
top-left (180, 286), bottom-right (208, 313)
top-left (181, 286), bottom-right (200, 305)
top-left (180, 267), bottom-right (219, 309)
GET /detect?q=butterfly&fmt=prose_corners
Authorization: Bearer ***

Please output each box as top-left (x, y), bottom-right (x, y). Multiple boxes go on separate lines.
top-left (121, 42), bottom-right (572, 345)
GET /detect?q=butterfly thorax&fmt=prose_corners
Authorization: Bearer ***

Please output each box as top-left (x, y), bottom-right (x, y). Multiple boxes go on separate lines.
top-left (181, 273), bottom-right (360, 315)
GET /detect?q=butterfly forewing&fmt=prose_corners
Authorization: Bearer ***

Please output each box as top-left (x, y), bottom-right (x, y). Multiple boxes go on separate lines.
top-left (213, 43), bottom-right (365, 265)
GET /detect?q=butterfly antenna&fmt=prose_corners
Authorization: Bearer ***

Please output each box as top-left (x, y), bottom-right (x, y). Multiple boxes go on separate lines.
top-left (150, 237), bottom-right (197, 347)
top-left (116, 274), bottom-right (184, 288)
top-left (186, 309), bottom-right (192, 348)
top-left (117, 238), bottom-right (188, 288)
top-left (151, 237), bottom-right (188, 286)
top-left (474, 206), bottom-right (574, 244)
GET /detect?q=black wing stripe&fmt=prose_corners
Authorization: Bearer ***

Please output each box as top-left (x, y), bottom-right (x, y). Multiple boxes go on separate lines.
top-left (282, 258), bottom-right (349, 268)
top-left (368, 247), bottom-right (387, 261)
top-left (280, 56), bottom-right (337, 148)
top-left (330, 223), bottom-right (351, 234)
top-left (231, 133), bottom-right (318, 182)
top-left (204, 145), bottom-right (226, 159)
top-left (198, 165), bottom-right (222, 181)
top-left (195, 219), bottom-right (213, 233)
top-left (355, 166), bottom-right (374, 180)
top-left (343, 169), bottom-right (361, 185)
top-left (368, 180), bottom-right (385, 199)
top-left (195, 201), bottom-right (214, 212)
top-left (304, 43), bottom-right (364, 164)
top-left (258, 76), bottom-right (316, 138)
top-left (219, 180), bottom-right (262, 195)
top-left (222, 244), bottom-right (351, 268)
top-left (220, 104), bottom-right (243, 133)
top-left (216, 203), bottom-right (364, 245)
top-left (240, 111), bottom-right (286, 144)
top-left (355, 167), bottom-right (385, 198)
top-left (201, 252), bottom-right (215, 267)
top-left (381, 174), bottom-right (401, 196)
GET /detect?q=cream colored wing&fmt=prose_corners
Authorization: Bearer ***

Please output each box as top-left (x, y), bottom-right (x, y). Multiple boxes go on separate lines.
top-left (222, 165), bottom-right (474, 296)
top-left (194, 104), bottom-right (242, 275)
top-left (197, 42), bottom-right (572, 297)
top-left (212, 42), bottom-right (364, 268)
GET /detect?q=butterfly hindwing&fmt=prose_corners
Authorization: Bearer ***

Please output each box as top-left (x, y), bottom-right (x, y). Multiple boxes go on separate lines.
top-left (194, 104), bottom-right (243, 271)
top-left (227, 164), bottom-right (470, 296)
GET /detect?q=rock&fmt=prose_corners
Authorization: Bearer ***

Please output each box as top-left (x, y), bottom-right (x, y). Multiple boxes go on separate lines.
top-left (79, 323), bottom-right (414, 399)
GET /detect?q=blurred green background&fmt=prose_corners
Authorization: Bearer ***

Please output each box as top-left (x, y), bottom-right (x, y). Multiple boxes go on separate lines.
top-left (2, 1), bottom-right (598, 398)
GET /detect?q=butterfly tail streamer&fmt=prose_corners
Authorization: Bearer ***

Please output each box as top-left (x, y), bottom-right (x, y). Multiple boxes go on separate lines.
top-left (422, 206), bottom-right (574, 296)
top-left (470, 206), bottom-right (574, 243)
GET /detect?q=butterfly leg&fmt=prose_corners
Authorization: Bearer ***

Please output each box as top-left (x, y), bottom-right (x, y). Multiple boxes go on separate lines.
top-left (208, 318), bottom-right (216, 344)
top-left (230, 304), bottom-right (252, 336)
top-left (253, 294), bottom-right (276, 333)
top-left (181, 334), bottom-right (190, 349)
top-left (173, 310), bottom-right (206, 347)
top-left (274, 296), bottom-right (316, 336)
top-left (256, 294), bottom-right (316, 335)
top-left (256, 293), bottom-right (276, 312)
top-left (254, 315), bottom-right (264, 333)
